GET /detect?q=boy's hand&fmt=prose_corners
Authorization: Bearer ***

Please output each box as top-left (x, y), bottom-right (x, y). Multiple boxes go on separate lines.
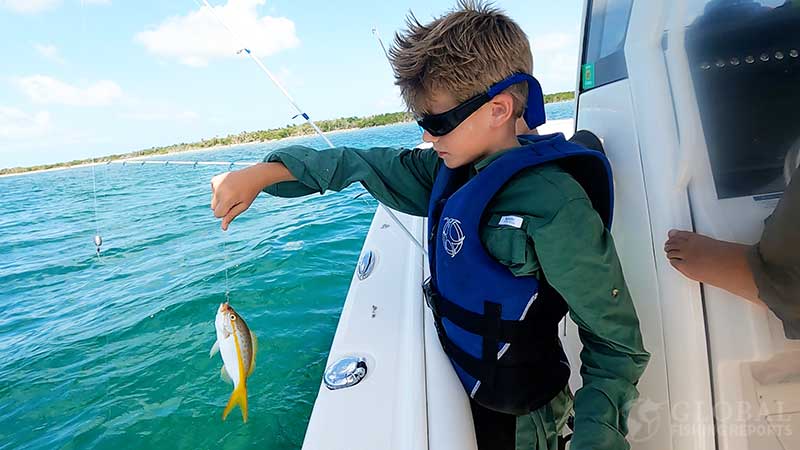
top-left (210, 162), bottom-right (296, 230)
top-left (211, 170), bottom-right (261, 230)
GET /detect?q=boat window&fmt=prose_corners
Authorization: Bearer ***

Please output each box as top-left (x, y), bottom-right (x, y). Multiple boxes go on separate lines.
top-left (684, 0), bottom-right (789, 23)
top-left (580, 0), bottom-right (635, 91)
top-left (686, 0), bottom-right (800, 198)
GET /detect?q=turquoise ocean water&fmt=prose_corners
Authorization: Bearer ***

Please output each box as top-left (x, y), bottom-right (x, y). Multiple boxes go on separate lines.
top-left (0, 102), bottom-right (573, 450)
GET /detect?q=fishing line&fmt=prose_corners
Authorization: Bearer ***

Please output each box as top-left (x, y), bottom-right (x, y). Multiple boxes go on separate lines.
top-left (194, 0), bottom-right (425, 255)
top-left (363, 34), bottom-right (432, 442)
top-left (223, 232), bottom-right (231, 304)
top-left (367, 27), bottom-right (433, 255)
top-left (90, 158), bottom-right (103, 258)
top-left (354, 191), bottom-right (427, 258)
top-left (78, 3), bottom-right (426, 260)
top-left (78, 0), bottom-right (103, 259)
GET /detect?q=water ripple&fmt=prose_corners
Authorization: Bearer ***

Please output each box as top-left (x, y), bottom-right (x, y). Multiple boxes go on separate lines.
top-left (0, 105), bottom-right (572, 450)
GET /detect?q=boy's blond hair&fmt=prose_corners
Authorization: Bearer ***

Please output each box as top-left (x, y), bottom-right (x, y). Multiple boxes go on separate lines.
top-left (389, 0), bottom-right (533, 117)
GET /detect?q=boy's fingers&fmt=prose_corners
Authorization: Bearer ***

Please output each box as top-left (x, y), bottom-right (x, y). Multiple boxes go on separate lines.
top-left (210, 180), bottom-right (220, 211)
top-left (210, 173), bottom-right (226, 211)
top-left (221, 202), bottom-right (248, 231)
top-left (214, 197), bottom-right (236, 218)
top-left (213, 200), bottom-right (227, 218)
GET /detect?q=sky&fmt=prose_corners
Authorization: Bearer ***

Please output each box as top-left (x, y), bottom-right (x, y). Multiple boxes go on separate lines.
top-left (0, 0), bottom-right (583, 169)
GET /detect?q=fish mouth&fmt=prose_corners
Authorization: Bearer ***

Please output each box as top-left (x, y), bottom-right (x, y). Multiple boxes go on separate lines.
top-left (217, 303), bottom-right (233, 338)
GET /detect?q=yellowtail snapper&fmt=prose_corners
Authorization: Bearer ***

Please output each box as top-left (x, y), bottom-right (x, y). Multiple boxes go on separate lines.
top-left (210, 302), bottom-right (257, 422)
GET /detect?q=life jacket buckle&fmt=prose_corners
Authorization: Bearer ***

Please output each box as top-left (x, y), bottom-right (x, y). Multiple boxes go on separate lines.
top-left (422, 279), bottom-right (439, 315)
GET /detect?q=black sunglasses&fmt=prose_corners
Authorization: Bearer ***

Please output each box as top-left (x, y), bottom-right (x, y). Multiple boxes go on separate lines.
top-left (415, 73), bottom-right (546, 137)
top-left (416, 91), bottom-right (491, 137)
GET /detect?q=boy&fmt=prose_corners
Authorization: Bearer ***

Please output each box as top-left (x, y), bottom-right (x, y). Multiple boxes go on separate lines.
top-left (210, 2), bottom-right (650, 449)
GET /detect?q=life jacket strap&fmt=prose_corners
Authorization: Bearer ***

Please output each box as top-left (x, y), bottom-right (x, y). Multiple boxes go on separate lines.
top-left (423, 280), bottom-right (554, 343)
top-left (482, 301), bottom-right (502, 386)
top-left (431, 314), bottom-right (565, 378)
top-left (423, 282), bottom-right (561, 364)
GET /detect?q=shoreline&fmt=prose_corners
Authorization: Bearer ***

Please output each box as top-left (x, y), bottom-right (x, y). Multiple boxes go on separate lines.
top-left (1, 102), bottom-right (576, 179)
top-left (0, 121), bottom-right (414, 179)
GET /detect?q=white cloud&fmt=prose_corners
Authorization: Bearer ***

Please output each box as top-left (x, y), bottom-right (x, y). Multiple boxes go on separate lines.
top-left (135, 0), bottom-right (300, 67)
top-left (33, 43), bottom-right (65, 64)
top-left (0, 0), bottom-right (109, 14)
top-left (0, 0), bottom-right (60, 13)
top-left (15, 75), bottom-right (123, 107)
top-left (0, 107), bottom-right (51, 140)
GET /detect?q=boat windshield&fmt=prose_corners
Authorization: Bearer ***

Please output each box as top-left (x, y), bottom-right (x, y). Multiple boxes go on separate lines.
top-left (686, 0), bottom-right (800, 198)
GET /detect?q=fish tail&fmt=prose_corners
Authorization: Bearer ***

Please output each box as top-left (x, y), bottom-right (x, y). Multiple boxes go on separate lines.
top-left (222, 381), bottom-right (248, 423)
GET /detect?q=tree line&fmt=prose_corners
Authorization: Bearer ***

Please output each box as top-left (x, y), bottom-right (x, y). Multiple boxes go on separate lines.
top-left (1, 92), bottom-right (574, 176)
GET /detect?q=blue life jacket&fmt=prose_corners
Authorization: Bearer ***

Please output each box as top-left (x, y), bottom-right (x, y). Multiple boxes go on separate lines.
top-left (424, 132), bottom-right (614, 415)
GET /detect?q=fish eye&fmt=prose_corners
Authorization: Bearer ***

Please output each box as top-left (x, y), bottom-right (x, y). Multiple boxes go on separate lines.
top-left (230, 314), bottom-right (236, 321)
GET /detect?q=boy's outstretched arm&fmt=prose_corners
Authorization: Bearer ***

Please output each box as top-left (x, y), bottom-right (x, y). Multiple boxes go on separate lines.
top-left (532, 198), bottom-right (650, 450)
top-left (210, 145), bottom-right (440, 229)
top-left (263, 145), bottom-right (439, 216)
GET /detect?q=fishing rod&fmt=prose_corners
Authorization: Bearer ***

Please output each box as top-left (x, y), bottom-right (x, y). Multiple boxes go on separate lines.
top-left (106, 160), bottom-right (258, 167)
top-left (195, 0), bottom-right (332, 147)
top-left (371, 27), bottom-right (391, 61)
top-left (372, 26), bottom-right (433, 152)
top-left (196, 0), bottom-right (426, 255)
top-left (84, 3), bottom-right (426, 258)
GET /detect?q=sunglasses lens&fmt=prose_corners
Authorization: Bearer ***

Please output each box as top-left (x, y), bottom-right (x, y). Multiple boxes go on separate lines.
top-left (417, 117), bottom-right (451, 137)
top-left (417, 92), bottom-right (489, 137)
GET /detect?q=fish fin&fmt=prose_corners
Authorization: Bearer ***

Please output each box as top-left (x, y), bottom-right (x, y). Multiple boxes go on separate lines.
top-left (222, 380), bottom-right (248, 423)
top-left (247, 332), bottom-right (257, 377)
top-left (220, 366), bottom-right (232, 384)
top-left (209, 340), bottom-right (220, 358)
top-left (223, 321), bottom-right (249, 422)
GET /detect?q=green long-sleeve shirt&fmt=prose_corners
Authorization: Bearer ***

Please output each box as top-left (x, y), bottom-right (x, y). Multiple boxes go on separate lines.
top-left (263, 140), bottom-right (650, 450)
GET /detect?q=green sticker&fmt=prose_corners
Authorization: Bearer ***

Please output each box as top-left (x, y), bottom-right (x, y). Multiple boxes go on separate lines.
top-left (582, 63), bottom-right (595, 90)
